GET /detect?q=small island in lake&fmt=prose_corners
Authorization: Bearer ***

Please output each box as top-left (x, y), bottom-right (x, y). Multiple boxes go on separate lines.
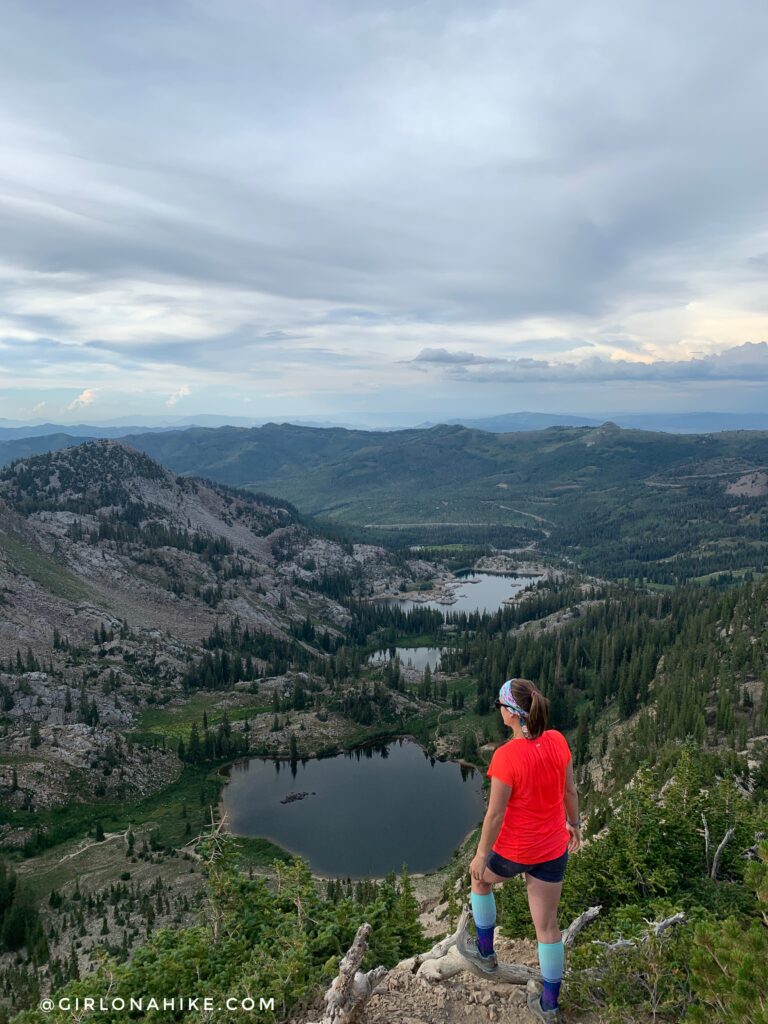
top-left (280, 791), bottom-right (316, 804)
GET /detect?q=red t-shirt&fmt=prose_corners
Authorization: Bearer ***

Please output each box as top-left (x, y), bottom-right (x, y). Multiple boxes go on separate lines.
top-left (486, 729), bottom-right (571, 863)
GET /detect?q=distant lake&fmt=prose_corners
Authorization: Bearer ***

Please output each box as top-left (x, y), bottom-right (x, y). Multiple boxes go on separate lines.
top-left (220, 739), bottom-right (485, 878)
top-left (367, 647), bottom-right (445, 672)
top-left (392, 571), bottom-right (539, 616)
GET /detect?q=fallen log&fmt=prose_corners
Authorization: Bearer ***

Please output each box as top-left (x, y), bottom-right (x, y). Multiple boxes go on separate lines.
top-left (419, 900), bottom-right (602, 984)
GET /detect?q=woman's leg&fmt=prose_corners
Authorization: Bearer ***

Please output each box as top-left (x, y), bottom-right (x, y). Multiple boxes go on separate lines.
top-left (469, 866), bottom-right (507, 956)
top-left (525, 874), bottom-right (564, 1011)
top-left (524, 874), bottom-right (562, 943)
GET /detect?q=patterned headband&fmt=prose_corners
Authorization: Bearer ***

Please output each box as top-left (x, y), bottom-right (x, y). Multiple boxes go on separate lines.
top-left (498, 679), bottom-right (534, 718)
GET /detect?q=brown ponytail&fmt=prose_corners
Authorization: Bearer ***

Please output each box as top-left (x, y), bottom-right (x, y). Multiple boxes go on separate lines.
top-left (510, 678), bottom-right (549, 739)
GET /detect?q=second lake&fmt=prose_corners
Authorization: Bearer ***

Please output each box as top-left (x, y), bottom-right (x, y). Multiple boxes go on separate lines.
top-left (391, 571), bottom-right (539, 616)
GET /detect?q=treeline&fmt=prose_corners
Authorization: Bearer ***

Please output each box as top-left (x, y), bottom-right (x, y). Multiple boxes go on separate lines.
top-left (545, 478), bottom-right (768, 582)
top-left (405, 544), bottom-right (495, 571)
top-left (357, 523), bottom-right (543, 549)
top-left (177, 711), bottom-right (250, 764)
top-left (609, 576), bottom-right (768, 783)
top-left (442, 589), bottom-right (681, 729)
top-left (184, 617), bottom-right (318, 688)
top-left (348, 602), bottom-right (445, 644)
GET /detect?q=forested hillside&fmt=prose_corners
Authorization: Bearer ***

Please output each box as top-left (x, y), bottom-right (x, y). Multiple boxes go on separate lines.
top-left (120, 422), bottom-right (768, 582)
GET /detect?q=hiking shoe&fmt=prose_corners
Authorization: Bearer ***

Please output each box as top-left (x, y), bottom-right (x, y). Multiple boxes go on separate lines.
top-left (526, 980), bottom-right (558, 1021)
top-left (458, 934), bottom-right (499, 974)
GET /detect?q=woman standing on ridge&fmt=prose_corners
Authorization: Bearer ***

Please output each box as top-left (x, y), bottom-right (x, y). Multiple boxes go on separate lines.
top-left (462, 678), bottom-right (581, 1022)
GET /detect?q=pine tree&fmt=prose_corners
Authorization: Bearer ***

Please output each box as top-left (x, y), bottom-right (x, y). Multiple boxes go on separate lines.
top-left (393, 866), bottom-right (425, 955)
top-left (187, 722), bottom-right (202, 764)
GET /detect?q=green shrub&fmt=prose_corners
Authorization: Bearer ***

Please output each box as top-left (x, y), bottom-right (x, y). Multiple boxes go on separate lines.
top-left (685, 842), bottom-right (768, 1023)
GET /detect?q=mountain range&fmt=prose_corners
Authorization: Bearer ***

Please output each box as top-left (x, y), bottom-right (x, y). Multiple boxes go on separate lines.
top-left (1, 422), bottom-right (767, 582)
top-left (4, 409), bottom-right (768, 443)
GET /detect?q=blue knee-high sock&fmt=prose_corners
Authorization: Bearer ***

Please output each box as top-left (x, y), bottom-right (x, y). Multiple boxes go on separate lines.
top-left (470, 891), bottom-right (496, 956)
top-left (538, 940), bottom-right (564, 1010)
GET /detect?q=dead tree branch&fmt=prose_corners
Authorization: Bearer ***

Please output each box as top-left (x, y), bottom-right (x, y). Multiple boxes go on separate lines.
top-left (591, 912), bottom-right (687, 953)
top-left (562, 905), bottom-right (603, 946)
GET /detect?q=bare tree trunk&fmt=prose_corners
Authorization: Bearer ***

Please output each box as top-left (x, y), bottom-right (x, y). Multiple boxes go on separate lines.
top-left (307, 922), bottom-right (388, 1024)
top-left (711, 827), bottom-right (735, 880)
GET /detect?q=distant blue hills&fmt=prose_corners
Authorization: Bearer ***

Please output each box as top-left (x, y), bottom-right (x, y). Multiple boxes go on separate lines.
top-left (432, 411), bottom-right (768, 433)
top-left (3, 410), bottom-right (768, 445)
top-left (2, 410), bottom-right (768, 474)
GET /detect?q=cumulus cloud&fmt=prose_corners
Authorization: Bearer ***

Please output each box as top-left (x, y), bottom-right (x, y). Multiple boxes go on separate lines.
top-left (165, 384), bottom-right (191, 407)
top-left (66, 388), bottom-right (96, 410)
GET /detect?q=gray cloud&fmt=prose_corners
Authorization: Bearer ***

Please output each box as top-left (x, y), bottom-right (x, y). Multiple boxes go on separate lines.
top-left (411, 342), bottom-right (768, 383)
top-left (2, 2), bottom-right (767, 316)
top-left (411, 348), bottom-right (507, 365)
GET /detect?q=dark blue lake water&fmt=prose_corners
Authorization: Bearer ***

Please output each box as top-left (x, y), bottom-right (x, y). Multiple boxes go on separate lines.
top-left (220, 738), bottom-right (486, 878)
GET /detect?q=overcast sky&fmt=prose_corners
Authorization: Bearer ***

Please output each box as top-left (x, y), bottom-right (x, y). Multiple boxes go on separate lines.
top-left (1, 0), bottom-right (768, 425)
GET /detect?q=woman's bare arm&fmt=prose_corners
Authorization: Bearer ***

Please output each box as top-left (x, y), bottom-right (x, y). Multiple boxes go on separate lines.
top-left (564, 760), bottom-right (579, 825)
top-left (564, 760), bottom-right (582, 852)
top-left (469, 776), bottom-right (513, 880)
top-left (475, 777), bottom-right (513, 858)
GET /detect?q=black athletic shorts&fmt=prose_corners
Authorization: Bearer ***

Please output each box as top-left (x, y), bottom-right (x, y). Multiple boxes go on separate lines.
top-left (486, 843), bottom-right (569, 883)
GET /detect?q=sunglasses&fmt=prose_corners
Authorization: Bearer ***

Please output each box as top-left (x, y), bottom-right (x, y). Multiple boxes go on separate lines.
top-left (494, 700), bottom-right (515, 710)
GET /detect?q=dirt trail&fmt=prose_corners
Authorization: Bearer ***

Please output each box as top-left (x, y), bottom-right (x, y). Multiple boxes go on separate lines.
top-left (294, 933), bottom-right (603, 1023)
top-left (362, 935), bottom-right (539, 1023)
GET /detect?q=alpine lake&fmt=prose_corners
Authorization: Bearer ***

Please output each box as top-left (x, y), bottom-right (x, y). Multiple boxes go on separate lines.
top-left (220, 571), bottom-right (539, 877)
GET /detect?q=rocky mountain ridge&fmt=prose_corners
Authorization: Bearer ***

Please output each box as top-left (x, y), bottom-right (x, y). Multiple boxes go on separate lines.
top-left (0, 440), bottom-right (435, 820)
